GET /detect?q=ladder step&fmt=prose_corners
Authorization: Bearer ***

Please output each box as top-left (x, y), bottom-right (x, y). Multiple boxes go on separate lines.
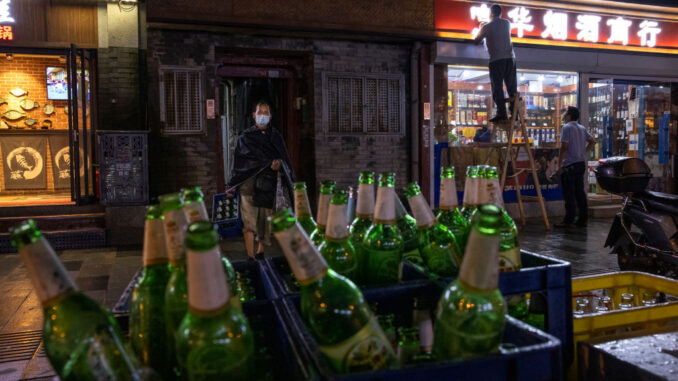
top-left (521, 196), bottom-right (542, 201)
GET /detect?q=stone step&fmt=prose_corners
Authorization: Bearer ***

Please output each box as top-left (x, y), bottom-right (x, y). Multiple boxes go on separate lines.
top-left (0, 213), bottom-right (105, 232)
top-left (589, 204), bottom-right (620, 218)
top-left (0, 203), bottom-right (104, 218)
top-left (0, 228), bottom-right (107, 254)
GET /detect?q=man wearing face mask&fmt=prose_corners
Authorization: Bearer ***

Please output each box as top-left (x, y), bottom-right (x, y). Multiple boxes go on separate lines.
top-left (226, 101), bottom-right (295, 260)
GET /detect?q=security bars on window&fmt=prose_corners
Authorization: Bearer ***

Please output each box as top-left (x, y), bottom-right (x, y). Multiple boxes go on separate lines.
top-left (159, 66), bottom-right (204, 134)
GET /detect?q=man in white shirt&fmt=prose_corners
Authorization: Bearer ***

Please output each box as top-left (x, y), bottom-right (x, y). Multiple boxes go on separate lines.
top-left (474, 4), bottom-right (517, 122)
top-left (556, 106), bottom-right (596, 228)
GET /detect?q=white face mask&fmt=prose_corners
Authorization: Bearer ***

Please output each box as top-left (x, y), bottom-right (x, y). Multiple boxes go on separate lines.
top-left (255, 114), bottom-right (270, 126)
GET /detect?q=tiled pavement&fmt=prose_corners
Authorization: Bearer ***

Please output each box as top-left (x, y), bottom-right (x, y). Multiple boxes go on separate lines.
top-left (0, 219), bottom-right (618, 380)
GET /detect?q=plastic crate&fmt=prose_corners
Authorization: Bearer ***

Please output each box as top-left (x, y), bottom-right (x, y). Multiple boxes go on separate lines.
top-left (212, 192), bottom-right (243, 239)
top-left (264, 256), bottom-right (429, 297)
top-left (112, 260), bottom-right (278, 315)
top-left (115, 299), bottom-right (318, 380)
top-left (577, 325), bottom-right (678, 381)
top-left (569, 271), bottom-right (678, 379)
top-left (400, 249), bottom-right (573, 366)
top-left (282, 282), bottom-right (562, 381)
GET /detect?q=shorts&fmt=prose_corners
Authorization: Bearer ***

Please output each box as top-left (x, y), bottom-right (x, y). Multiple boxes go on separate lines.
top-left (240, 194), bottom-right (273, 246)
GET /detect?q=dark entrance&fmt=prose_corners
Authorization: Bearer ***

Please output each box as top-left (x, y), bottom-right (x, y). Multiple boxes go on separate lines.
top-left (216, 50), bottom-right (314, 198)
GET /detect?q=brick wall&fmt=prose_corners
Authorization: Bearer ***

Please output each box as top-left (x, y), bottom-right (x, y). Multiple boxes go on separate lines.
top-left (97, 47), bottom-right (143, 131)
top-left (146, 29), bottom-right (412, 208)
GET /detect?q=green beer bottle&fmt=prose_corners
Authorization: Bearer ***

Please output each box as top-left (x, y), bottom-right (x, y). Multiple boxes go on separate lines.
top-left (310, 180), bottom-right (336, 248)
top-left (395, 195), bottom-right (425, 267)
top-left (182, 187), bottom-right (239, 297)
top-left (437, 167), bottom-right (469, 252)
top-left (349, 171), bottom-right (375, 282)
top-left (294, 182), bottom-right (317, 236)
top-left (362, 172), bottom-right (404, 285)
top-left (434, 205), bottom-right (507, 360)
top-left (129, 205), bottom-right (172, 378)
top-left (10, 220), bottom-right (152, 380)
top-left (176, 221), bottom-right (255, 380)
top-left (160, 192), bottom-right (191, 376)
top-left (270, 210), bottom-right (397, 373)
top-left (482, 166), bottom-right (521, 272)
top-left (182, 186), bottom-right (209, 223)
top-left (405, 182), bottom-right (461, 277)
top-left (460, 166), bottom-right (480, 222)
top-left (318, 190), bottom-right (359, 282)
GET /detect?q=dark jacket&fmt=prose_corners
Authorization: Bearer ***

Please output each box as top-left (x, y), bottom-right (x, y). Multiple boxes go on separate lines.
top-left (474, 127), bottom-right (492, 143)
top-left (227, 125), bottom-right (295, 208)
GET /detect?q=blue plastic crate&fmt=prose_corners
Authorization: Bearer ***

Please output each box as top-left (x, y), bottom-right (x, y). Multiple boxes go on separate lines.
top-left (400, 249), bottom-right (573, 367)
top-left (112, 259), bottom-right (279, 315)
top-left (115, 299), bottom-right (318, 380)
top-left (264, 256), bottom-right (428, 297)
top-left (212, 192), bottom-right (243, 239)
top-left (282, 282), bottom-right (562, 381)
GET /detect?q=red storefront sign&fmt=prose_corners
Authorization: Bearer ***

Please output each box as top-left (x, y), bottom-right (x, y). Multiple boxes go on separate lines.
top-left (435, 0), bottom-right (678, 54)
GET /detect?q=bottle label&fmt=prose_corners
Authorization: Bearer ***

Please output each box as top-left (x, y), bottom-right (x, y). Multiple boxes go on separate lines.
top-left (316, 194), bottom-right (332, 228)
top-left (19, 238), bottom-right (76, 305)
top-left (274, 224), bottom-right (328, 283)
top-left (187, 246), bottom-right (229, 313)
top-left (439, 177), bottom-right (459, 209)
top-left (499, 246), bottom-right (522, 272)
top-left (184, 201), bottom-right (209, 223)
top-left (294, 190), bottom-right (312, 217)
top-left (163, 208), bottom-right (189, 263)
top-left (326, 202), bottom-right (349, 240)
top-left (143, 219), bottom-right (169, 266)
top-left (459, 229), bottom-right (499, 290)
top-left (489, 179), bottom-right (505, 208)
top-left (408, 194), bottom-right (435, 228)
top-left (373, 188), bottom-right (396, 223)
top-left (355, 183), bottom-right (375, 217)
top-left (319, 317), bottom-right (395, 373)
top-left (462, 176), bottom-right (477, 207)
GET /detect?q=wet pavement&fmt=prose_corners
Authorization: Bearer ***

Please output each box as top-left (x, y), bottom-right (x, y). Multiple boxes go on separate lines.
top-left (0, 218), bottom-right (618, 380)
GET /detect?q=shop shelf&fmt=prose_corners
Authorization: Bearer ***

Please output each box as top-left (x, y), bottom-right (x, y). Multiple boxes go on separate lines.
top-left (577, 325), bottom-right (678, 381)
top-left (115, 299), bottom-right (318, 381)
top-left (400, 249), bottom-right (573, 366)
top-left (112, 259), bottom-right (278, 315)
top-left (282, 282), bottom-right (562, 381)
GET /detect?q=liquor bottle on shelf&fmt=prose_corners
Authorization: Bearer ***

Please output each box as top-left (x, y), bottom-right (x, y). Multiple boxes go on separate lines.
top-left (130, 205), bottom-right (172, 378)
top-left (175, 221), bottom-right (255, 380)
top-left (9, 220), bottom-right (155, 380)
top-left (437, 167), bottom-right (468, 251)
top-left (362, 172), bottom-right (404, 285)
top-left (433, 205), bottom-right (507, 360)
top-left (405, 182), bottom-right (462, 277)
top-left (294, 182), bottom-right (317, 236)
top-left (271, 209), bottom-right (398, 373)
top-left (319, 189), bottom-right (360, 282)
top-left (310, 180), bottom-right (336, 248)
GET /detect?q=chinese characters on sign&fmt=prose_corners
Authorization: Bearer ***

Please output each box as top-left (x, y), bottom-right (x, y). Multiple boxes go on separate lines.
top-left (0, 26), bottom-right (11, 40)
top-left (465, 3), bottom-right (664, 49)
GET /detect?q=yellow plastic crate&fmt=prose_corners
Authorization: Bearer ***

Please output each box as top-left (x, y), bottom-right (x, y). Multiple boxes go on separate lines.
top-left (569, 271), bottom-right (678, 380)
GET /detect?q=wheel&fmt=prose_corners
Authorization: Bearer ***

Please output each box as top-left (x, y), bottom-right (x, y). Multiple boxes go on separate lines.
top-left (613, 232), bottom-right (661, 274)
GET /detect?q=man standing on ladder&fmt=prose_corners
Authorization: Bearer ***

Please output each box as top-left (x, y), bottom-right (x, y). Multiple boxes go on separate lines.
top-left (474, 4), bottom-right (517, 123)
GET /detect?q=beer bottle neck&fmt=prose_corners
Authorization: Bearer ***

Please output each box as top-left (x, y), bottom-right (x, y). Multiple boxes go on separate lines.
top-left (274, 223), bottom-right (328, 285)
top-left (458, 228), bottom-right (500, 290)
top-left (294, 189), bottom-right (313, 217)
top-left (463, 177), bottom-right (478, 206)
top-left (19, 238), bottom-right (76, 306)
top-left (325, 202), bottom-right (348, 240)
top-left (143, 218), bottom-right (169, 266)
top-left (163, 208), bottom-right (189, 265)
top-left (407, 193), bottom-right (435, 228)
top-left (488, 178), bottom-right (504, 208)
top-left (187, 245), bottom-right (230, 316)
top-left (316, 194), bottom-right (332, 228)
top-left (373, 187), bottom-right (396, 224)
top-left (184, 200), bottom-right (209, 223)
top-left (439, 177), bottom-right (459, 209)
top-left (355, 183), bottom-right (375, 217)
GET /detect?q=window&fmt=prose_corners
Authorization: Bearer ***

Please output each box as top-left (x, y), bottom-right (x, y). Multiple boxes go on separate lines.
top-left (159, 66), bottom-right (204, 134)
top-left (323, 72), bottom-right (405, 134)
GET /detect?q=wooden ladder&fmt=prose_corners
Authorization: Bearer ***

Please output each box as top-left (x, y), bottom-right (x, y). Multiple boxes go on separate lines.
top-left (488, 93), bottom-right (550, 229)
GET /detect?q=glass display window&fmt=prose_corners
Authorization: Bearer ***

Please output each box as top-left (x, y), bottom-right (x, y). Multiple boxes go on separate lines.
top-left (444, 66), bottom-right (578, 147)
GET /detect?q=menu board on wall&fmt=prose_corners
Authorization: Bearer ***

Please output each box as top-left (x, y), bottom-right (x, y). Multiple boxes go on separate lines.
top-left (48, 134), bottom-right (71, 189)
top-left (1, 136), bottom-right (47, 189)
